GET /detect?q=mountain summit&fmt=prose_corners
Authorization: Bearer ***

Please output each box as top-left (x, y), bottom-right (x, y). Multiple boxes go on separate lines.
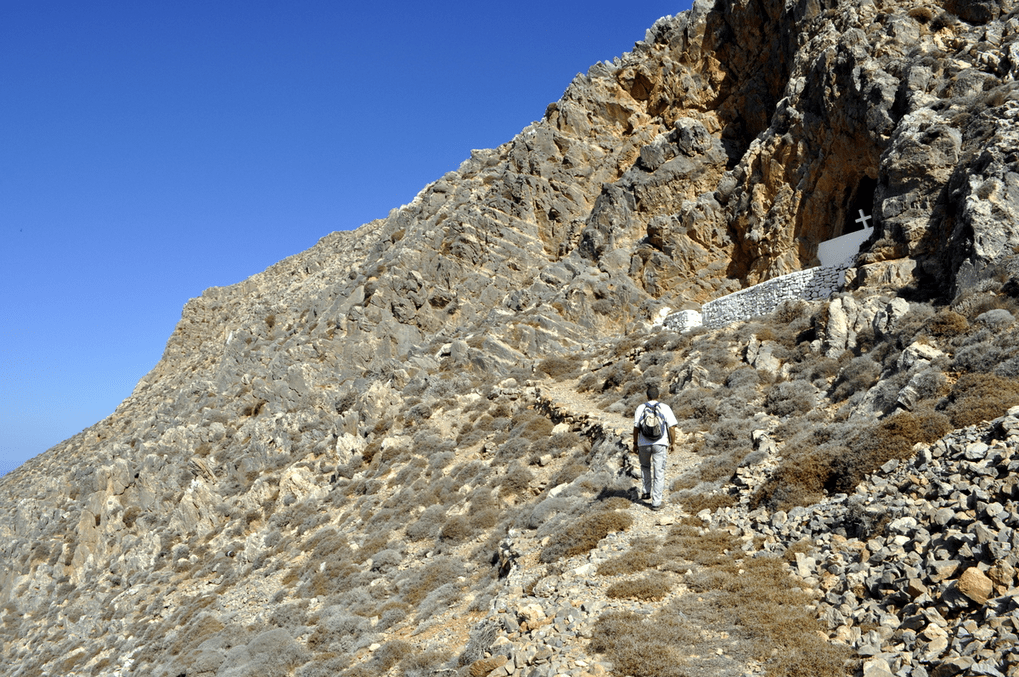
top-left (5, 1), bottom-right (1019, 676)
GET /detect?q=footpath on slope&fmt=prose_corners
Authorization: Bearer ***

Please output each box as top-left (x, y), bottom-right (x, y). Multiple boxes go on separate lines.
top-left (533, 378), bottom-right (703, 508)
top-left (450, 378), bottom-right (762, 677)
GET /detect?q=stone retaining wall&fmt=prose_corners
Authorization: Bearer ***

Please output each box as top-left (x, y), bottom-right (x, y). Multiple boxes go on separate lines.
top-left (664, 261), bottom-right (851, 331)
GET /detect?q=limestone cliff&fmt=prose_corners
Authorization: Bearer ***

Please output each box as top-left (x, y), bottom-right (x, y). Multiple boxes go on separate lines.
top-left (5, 1), bottom-right (1019, 676)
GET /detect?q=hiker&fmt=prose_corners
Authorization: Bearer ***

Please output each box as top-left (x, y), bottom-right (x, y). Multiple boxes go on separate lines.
top-left (633, 384), bottom-right (678, 511)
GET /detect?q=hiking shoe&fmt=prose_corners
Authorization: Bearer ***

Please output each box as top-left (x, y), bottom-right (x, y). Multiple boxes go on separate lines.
top-left (641, 492), bottom-right (651, 501)
top-left (651, 504), bottom-right (662, 511)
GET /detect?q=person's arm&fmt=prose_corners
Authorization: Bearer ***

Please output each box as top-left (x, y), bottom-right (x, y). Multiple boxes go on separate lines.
top-left (667, 425), bottom-right (675, 450)
top-left (632, 427), bottom-right (639, 453)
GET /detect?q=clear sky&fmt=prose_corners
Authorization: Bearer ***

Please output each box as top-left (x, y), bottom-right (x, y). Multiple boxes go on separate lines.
top-left (1, 1), bottom-right (690, 477)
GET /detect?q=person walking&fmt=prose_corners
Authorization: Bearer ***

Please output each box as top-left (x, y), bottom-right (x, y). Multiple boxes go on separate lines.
top-left (633, 384), bottom-right (678, 511)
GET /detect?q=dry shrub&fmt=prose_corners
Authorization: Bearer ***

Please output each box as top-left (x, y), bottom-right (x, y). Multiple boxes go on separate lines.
top-left (122, 506), bottom-right (140, 529)
top-left (438, 515), bottom-right (474, 543)
top-left (765, 380), bottom-right (816, 417)
top-left (704, 417), bottom-right (752, 456)
top-left (403, 402), bottom-right (434, 426)
top-left (952, 335), bottom-right (1004, 373)
top-left (606, 573), bottom-right (673, 601)
top-left (399, 647), bottom-right (452, 677)
top-left (952, 286), bottom-right (1019, 320)
top-left (169, 613), bottom-right (225, 656)
top-left (499, 463), bottom-right (534, 496)
top-left (597, 549), bottom-right (664, 576)
top-left (941, 373), bottom-right (1019, 428)
top-left (357, 533), bottom-right (391, 562)
top-left (691, 557), bottom-right (853, 677)
top-left (364, 639), bottom-right (413, 672)
top-left (670, 472), bottom-right (699, 492)
top-left (307, 611), bottom-right (373, 654)
top-left (547, 430), bottom-right (584, 453)
top-left (539, 510), bottom-right (633, 563)
top-left (924, 308), bottom-right (969, 338)
top-left (831, 356), bottom-right (881, 402)
top-left (752, 441), bottom-right (843, 511)
top-left (679, 492), bottom-right (737, 514)
top-left (536, 356), bottom-right (577, 379)
top-left (788, 352), bottom-right (840, 383)
top-left (828, 410), bottom-right (949, 494)
top-left (303, 528), bottom-right (348, 559)
top-left (698, 454), bottom-right (744, 484)
top-left (549, 462), bottom-right (586, 487)
top-left (399, 557), bottom-right (465, 606)
top-left (598, 496), bottom-right (633, 510)
top-left (662, 526), bottom-right (740, 567)
top-left (757, 405), bottom-right (953, 510)
top-left (671, 387), bottom-right (719, 426)
top-left (298, 559), bottom-right (359, 598)
top-left (782, 538), bottom-right (817, 563)
top-left (268, 602), bottom-right (308, 631)
top-left (511, 410), bottom-right (555, 441)
top-left (405, 505), bottom-right (446, 542)
top-left (589, 610), bottom-right (698, 677)
top-left (361, 438), bottom-right (383, 465)
top-left (467, 491), bottom-right (500, 529)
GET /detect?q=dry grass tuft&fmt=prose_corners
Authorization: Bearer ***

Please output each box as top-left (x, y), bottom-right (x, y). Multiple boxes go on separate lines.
top-left (605, 572), bottom-right (674, 601)
top-left (597, 549), bottom-right (664, 577)
top-left (698, 556), bottom-right (853, 677)
top-left (539, 509), bottom-right (633, 563)
top-left (678, 491), bottom-right (737, 514)
top-left (589, 611), bottom-right (699, 677)
top-left (941, 373), bottom-right (1019, 428)
top-left (663, 526), bottom-right (740, 567)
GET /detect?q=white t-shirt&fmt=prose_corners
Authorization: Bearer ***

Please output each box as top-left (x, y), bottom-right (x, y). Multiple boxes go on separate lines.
top-left (634, 400), bottom-right (678, 446)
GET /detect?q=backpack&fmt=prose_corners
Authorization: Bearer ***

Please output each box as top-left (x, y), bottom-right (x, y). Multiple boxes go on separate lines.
top-left (639, 402), bottom-right (664, 439)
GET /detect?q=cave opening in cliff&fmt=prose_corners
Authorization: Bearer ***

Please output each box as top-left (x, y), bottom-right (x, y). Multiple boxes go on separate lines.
top-left (844, 176), bottom-right (878, 235)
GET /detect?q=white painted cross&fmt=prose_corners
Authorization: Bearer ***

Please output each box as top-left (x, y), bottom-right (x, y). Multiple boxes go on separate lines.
top-left (855, 209), bottom-right (872, 229)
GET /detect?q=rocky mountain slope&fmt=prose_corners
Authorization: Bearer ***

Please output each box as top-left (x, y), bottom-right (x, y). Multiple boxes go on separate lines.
top-left (5, 0), bottom-right (1019, 676)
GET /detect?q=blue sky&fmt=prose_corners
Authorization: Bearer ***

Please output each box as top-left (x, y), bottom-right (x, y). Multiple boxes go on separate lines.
top-left (1, 1), bottom-right (689, 476)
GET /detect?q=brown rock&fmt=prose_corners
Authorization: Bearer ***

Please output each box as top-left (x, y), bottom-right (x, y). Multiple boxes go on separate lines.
top-left (469, 655), bottom-right (508, 677)
top-left (988, 561), bottom-right (1016, 591)
top-left (906, 578), bottom-right (928, 599)
top-left (957, 567), bottom-right (994, 605)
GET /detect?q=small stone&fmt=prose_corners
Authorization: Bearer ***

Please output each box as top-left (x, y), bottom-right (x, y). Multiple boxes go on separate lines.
top-left (929, 656), bottom-right (973, 677)
top-left (930, 560), bottom-right (961, 583)
top-left (964, 443), bottom-right (990, 461)
top-left (469, 655), bottom-right (508, 677)
top-left (957, 567), bottom-right (994, 604)
top-left (922, 636), bottom-right (949, 659)
top-left (907, 579), bottom-right (928, 598)
top-left (518, 603), bottom-right (546, 624)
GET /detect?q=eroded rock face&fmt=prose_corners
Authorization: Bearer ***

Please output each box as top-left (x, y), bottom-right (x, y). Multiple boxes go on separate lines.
top-left (6, 1), bottom-right (1019, 675)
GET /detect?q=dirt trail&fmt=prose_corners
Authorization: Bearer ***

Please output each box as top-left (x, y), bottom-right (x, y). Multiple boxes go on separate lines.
top-left (510, 379), bottom-right (757, 676)
top-left (532, 378), bottom-right (702, 524)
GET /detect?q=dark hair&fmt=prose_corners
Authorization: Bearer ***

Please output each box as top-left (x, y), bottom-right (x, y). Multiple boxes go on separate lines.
top-left (646, 384), bottom-right (659, 400)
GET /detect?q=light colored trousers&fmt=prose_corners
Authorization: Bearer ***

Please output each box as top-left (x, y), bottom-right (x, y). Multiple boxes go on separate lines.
top-left (638, 444), bottom-right (668, 507)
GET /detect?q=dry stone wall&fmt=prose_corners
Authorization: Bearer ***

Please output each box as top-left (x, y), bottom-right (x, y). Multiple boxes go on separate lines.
top-left (663, 259), bottom-right (851, 331)
top-left (701, 260), bottom-right (852, 328)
